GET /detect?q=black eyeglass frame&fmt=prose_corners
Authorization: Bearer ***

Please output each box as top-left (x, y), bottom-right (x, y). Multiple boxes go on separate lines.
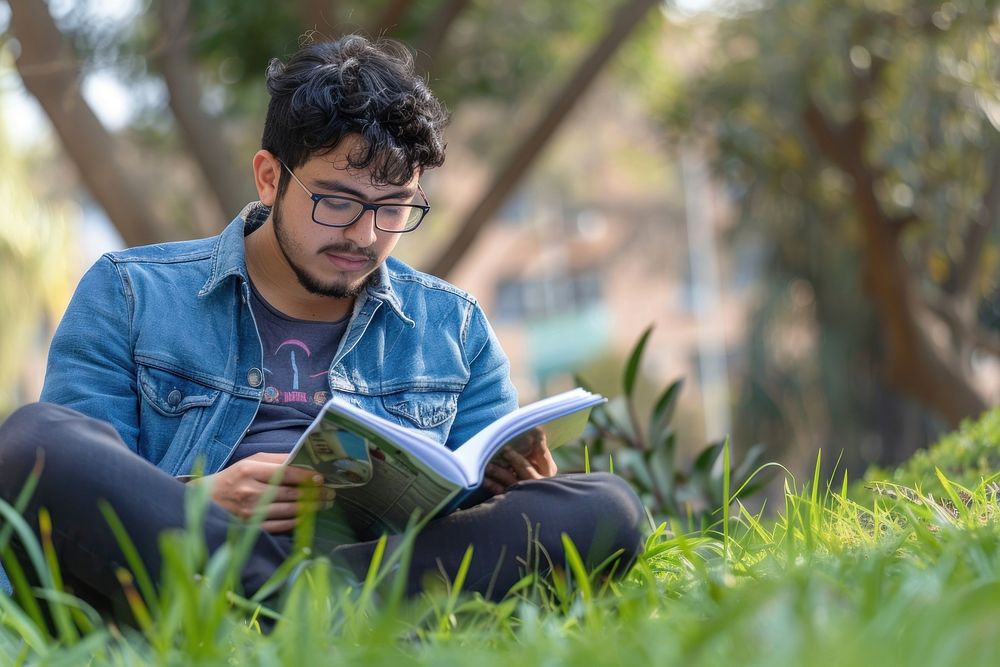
top-left (280, 161), bottom-right (431, 233)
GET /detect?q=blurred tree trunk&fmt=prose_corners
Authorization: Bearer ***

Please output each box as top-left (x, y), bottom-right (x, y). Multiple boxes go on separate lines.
top-left (7, 0), bottom-right (169, 246)
top-left (803, 99), bottom-right (990, 427)
top-left (156, 0), bottom-right (249, 228)
top-left (299, 0), bottom-right (338, 34)
top-left (369, 0), bottom-right (416, 35)
top-left (413, 0), bottom-right (472, 76)
top-left (428, 0), bottom-right (662, 278)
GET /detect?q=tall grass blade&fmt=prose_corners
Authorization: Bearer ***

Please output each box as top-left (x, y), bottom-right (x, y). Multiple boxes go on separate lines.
top-left (0, 589), bottom-right (49, 656)
top-left (36, 508), bottom-right (77, 644)
top-left (97, 500), bottom-right (159, 610)
top-left (0, 450), bottom-right (42, 553)
top-left (114, 568), bottom-right (153, 634)
top-left (561, 534), bottom-right (592, 603)
top-left (722, 436), bottom-right (731, 555)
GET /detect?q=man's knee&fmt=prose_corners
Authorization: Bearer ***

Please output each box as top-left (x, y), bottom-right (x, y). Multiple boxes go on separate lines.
top-left (0, 403), bottom-right (113, 475)
top-left (0, 403), bottom-right (66, 457)
top-left (526, 473), bottom-right (646, 573)
top-left (580, 473), bottom-right (647, 566)
top-left (0, 403), bottom-right (65, 498)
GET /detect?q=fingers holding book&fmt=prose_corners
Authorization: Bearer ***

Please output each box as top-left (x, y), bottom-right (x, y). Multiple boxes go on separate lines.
top-left (482, 432), bottom-right (559, 496)
top-left (190, 452), bottom-right (336, 533)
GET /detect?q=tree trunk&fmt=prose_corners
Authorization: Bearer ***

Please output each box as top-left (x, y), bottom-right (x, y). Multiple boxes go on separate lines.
top-left (802, 101), bottom-right (989, 426)
top-left (413, 0), bottom-right (472, 76)
top-left (8, 0), bottom-right (169, 246)
top-left (369, 0), bottom-right (416, 36)
top-left (299, 0), bottom-right (338, 34)
top-left (156, 0), bottom-right (249, 225)
top-left (427, 0), bottom-right (662, 279)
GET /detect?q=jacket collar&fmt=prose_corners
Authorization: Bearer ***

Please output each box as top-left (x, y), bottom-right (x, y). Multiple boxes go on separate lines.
top-left (199, 202), bottom-right (412, 324)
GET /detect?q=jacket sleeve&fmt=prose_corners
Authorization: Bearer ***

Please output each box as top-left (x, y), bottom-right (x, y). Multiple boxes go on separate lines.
top-left (446, 301), bottom-right (518, 449)
top-left (40, 256), bottom-right (140, 450)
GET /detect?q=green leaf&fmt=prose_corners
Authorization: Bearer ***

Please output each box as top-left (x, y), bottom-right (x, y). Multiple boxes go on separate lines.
top-left (693, 442), bottom-right (724, 477)
top-left (649, 379), bottom-right (683, 440)
top-left (561, 534), bottom-right (592, 602)
top-left (623, 325), bottom-right (654, 397)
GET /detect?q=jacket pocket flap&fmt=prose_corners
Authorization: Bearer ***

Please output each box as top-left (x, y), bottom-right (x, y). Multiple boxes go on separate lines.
top-left (138, 365), bottom-right (220, 416)
top-left (382, 389), bottom-right (458, 429)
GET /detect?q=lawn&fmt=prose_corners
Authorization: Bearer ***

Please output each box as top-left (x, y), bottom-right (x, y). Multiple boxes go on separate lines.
top-left (3, 409), bottom-right (1000, 666)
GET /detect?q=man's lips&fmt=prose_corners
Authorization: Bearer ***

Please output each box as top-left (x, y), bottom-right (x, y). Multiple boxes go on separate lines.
top-left (323, 252), bottom-right (372, 271)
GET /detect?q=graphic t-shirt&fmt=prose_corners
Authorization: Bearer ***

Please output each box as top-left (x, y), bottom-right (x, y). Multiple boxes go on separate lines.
top-left (228, 284), bottom-right (349, 465)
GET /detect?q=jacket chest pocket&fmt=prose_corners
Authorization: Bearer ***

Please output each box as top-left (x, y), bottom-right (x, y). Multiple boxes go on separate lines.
top-left (380, 388), bottom-right (460, 443)
top-left (137, 364), bottom-right (220, 472)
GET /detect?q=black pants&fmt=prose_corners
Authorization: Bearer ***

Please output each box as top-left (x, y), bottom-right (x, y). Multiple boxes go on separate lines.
top-left (0, 403), bottom-right (645, 616)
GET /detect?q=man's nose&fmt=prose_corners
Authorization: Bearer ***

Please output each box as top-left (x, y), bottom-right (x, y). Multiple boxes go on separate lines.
top-left (344, 210), bottom-right (377, 247)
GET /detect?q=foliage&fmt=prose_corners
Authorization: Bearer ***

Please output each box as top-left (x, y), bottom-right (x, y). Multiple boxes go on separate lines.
top-left (564, 325), bottom-right (770, 527)
top-left (0, 85), bottom-right (79, 420)
top-left (662, 0), bottom-right (1000, 463)
top-left (91, 0), bottom-right (631, 144)
top-left (9, 441), bottom-right (1000, 663)
top-left (864, 406), bottom-right (1000, 498)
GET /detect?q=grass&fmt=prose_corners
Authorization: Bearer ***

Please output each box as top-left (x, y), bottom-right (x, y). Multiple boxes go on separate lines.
top-left (4, 449), bottom-right (1000, 666)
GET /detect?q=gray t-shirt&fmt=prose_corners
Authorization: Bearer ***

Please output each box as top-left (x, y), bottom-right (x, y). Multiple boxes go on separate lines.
top-left (228, 284), bottom-right (349, 465)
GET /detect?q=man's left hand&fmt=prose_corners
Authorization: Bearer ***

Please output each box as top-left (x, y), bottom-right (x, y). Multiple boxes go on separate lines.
top-left (482, 442), bottom-right (557, 496)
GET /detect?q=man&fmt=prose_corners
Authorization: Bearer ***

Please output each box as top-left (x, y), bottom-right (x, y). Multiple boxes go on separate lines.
top-left (0, 35), bottom-right (644, 618)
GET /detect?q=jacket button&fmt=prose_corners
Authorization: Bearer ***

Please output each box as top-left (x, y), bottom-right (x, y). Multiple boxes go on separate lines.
top-left (247, 368), bottom-right (263, 387)
top-left (167, 389), bottom-right (183, 407)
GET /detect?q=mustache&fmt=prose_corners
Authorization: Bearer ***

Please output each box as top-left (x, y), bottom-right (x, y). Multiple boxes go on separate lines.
top-left (317, 242), bottom-right (377, 261)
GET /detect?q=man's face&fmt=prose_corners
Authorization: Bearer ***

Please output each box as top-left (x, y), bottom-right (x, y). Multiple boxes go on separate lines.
top-left (268, 137), bottom-right (417, 299)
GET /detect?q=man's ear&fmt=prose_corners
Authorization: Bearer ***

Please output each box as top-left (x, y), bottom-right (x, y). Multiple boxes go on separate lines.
top-left (252, 150), bottom-right (281, 206)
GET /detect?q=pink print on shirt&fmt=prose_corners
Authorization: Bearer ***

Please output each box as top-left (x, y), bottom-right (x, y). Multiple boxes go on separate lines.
top-left (263, 338), bottom-right (332, 406)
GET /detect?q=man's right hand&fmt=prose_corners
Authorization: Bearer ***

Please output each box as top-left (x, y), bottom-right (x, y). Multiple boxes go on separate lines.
top-left (191, 453), bottom-right (335, 533)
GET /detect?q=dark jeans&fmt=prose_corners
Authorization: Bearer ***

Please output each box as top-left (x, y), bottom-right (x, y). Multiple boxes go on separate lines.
top-left (0, 403), bottom-right (645, 617)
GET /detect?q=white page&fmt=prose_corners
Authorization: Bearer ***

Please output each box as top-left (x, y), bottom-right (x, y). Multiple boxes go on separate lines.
top-left (290, 397), bottom-right (469, 484)
top-left (452, 388), bottom-right (604, 483)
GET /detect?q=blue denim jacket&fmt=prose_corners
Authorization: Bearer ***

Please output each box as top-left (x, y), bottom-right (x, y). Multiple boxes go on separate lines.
top-left (40, 203), bottom-right (518, 476)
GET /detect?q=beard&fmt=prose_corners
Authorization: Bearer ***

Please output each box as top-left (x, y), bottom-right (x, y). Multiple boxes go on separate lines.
top-left (272, 199), bottom-right (379, 299)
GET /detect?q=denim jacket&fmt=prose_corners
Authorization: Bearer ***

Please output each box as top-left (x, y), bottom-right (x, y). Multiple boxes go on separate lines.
top-left (40, 204), bottom-right (518, 477)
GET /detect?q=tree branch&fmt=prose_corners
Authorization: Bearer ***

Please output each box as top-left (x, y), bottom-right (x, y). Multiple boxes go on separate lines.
top-left (7, 0), bottom-right (170, 246)
top-left (368, 0), bottom-right (416, 36)
top-left (802, 93), bottom-right (988, 426)
top-left (948, 148), bottom-right (1000, 299)
top-left (155, 0), bottom-right (249, 226)
top-left (299, 0), bottom-right (338, 34)
top-left (427, 0), bottom-right (663, 278)
top-left (413, 0), bottom-right (472, 76)
top-left (925, 292), bottom-right (1000, 359)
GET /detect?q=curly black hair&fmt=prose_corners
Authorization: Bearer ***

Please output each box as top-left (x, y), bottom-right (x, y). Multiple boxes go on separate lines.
top-left (261, 35), bottom-right (448, 193)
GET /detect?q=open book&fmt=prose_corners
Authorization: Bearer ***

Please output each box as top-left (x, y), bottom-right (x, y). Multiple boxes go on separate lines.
top-left (285, 388), bottom-right (605, 540)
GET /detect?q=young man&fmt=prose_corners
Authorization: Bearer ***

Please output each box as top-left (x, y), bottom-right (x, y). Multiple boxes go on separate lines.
top-left (0, 35), bottom-right (644, 616)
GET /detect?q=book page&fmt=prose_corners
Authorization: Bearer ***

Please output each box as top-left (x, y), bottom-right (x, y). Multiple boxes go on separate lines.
top-left (480, 409), bottom-right (594, 480)
top-left (286, 410), bottom-right (374, 488)
top-left (455, 388), bottom-right (606, 488)
top-left (327, 441), bottom-right (461, 536)
top-left (453, 391), bottom-right (603, 482)
top-left (287, 407), bottom-right (462, 538)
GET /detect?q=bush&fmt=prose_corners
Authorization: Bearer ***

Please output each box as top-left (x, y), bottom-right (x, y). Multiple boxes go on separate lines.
top-left (864, 408), bottom-right (1000, 497)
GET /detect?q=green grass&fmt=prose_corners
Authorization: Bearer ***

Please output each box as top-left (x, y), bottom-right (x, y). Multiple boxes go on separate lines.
top-left (5, 447), bottom-right (1000, 665)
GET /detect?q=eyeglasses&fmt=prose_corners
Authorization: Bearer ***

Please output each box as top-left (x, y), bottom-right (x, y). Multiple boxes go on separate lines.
top-left (280, 162), bottom-right (430, 233)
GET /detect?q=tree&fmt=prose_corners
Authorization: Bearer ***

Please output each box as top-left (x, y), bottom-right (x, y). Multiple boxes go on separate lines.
top-left (0, 108), bottom-right (77, 419)
top-left (6, 0), bottom-right (171, 245)
top-left (666, 0), bottom-right (1000, 437)
top-left (4, 0), bottom-right (663, 264)
top-left (428, 0), bottom-right (663, 277)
